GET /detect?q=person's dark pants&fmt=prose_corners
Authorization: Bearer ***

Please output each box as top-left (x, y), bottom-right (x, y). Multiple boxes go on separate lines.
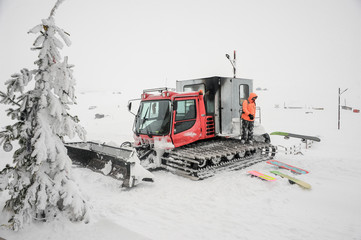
top-left (241, 119), bottom-right (254, 141)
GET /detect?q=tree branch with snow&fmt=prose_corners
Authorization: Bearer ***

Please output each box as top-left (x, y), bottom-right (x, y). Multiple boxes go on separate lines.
top-left (0, 0), bottom-right (88, 231)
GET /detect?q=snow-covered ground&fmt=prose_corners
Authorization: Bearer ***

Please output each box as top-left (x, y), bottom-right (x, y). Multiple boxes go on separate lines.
top-left (1, 91), bottom-right (361, 240)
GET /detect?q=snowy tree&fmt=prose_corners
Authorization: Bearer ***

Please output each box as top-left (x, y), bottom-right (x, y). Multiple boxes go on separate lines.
top-left (0, 0), bottom-right (88, 230)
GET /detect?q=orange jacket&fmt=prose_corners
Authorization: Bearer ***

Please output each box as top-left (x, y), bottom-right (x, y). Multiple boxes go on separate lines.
top-left (241, 93), bottom-right (257, 121)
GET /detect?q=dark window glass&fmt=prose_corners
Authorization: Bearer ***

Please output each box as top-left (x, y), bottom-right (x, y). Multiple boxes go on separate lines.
top-left (183, 83), bottom-right (214, 115)
top-left (183, 84), bottom-right (205, 93)
top-left (240, 84), bottom-right (250, 105)
top-left (174, 120), bottom-right (196, 134)
top-left (134, 100), bottom-right (171, 135)
top-left (175, 100), bottom-right (196, 121)
top-left (174, 99), bottom-right (196, 134)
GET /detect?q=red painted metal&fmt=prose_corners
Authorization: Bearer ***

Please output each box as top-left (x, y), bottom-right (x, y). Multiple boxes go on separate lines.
top-left (134, 90), bottom-right (215, 149)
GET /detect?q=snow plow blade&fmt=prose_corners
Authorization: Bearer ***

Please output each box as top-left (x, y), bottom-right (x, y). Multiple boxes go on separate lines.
top-left (65, 142), bottom-right (154, 188)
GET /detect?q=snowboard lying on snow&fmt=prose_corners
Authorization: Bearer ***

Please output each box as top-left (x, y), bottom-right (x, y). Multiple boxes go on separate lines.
top-left (270, 131), bottom-right (321, 142)
top-left (266, 160), bottom-right (309, 174)
top-left (248, 170), bottom-right (276, 181)
top-left (270, 170), bottom-right (311, 189)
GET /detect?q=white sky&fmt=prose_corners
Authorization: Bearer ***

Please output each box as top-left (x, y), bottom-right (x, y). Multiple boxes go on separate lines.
top-left (0, 0), bottom-right (360, 107)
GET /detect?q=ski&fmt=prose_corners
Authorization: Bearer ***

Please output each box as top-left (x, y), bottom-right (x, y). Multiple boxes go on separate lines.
top-left (270, 170), bottom-right (311, 189)
top-left (266, 160), bottom-right (309, 174)
top-left (270, 131), bottom-right (321, 142)
top-left (248, 170), bottom-right (276, 181)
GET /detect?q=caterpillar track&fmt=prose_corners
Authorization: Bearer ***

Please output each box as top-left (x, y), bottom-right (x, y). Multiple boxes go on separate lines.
top-left (160, 138), bottom-right (277, 180)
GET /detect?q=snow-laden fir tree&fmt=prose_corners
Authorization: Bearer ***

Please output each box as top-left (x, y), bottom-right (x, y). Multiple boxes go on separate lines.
top-left (0, 0), bottom-right (88, 230)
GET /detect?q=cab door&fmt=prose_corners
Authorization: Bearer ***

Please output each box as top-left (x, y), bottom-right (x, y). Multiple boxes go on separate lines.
top-left (171, 98), bottom-right (201, 148)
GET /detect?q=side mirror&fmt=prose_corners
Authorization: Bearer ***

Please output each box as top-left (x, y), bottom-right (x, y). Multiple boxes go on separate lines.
top-left (127, 99), bottom-right (141, 116)
top-left (173, 101), bottom-right (178, 111)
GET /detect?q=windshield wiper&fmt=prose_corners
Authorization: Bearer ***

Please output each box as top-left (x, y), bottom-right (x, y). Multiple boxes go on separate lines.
top-left (140, 107), bottom-right (149, 130)
top-left (146, 127), bottom-right (152, 138)
top-left (139, 107), bottom-right (153, 138)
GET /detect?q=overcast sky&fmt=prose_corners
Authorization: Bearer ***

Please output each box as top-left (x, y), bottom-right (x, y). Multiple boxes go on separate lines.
top-left (0, 0), bottom-right (360, 107)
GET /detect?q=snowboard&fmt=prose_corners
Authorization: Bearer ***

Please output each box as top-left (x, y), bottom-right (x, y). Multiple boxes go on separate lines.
top-left (270, 170), bottom-right (311, 189)
top-left (270, 131), bottom-right (321, 142)
top-left (266, 160), bottom-right (309, 174)
top-left (248, 170), bottom-right (276, 181)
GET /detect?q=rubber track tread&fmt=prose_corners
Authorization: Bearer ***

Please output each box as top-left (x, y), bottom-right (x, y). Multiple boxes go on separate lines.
top-left (161, 138), bottom-right (277, 180)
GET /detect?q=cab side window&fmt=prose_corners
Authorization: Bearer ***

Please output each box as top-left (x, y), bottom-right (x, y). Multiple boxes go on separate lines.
top-left (174, 99), bottom-right (196, 134)
top-left (175, 100), bottom-right (196, 121)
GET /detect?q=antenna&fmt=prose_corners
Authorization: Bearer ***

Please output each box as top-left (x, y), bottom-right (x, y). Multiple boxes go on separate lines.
top-left (225, 50), bottom-right (236, 78)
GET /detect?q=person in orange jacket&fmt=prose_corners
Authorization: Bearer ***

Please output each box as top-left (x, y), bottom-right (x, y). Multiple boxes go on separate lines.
top-left (241, 92), bottom-right (258, 144)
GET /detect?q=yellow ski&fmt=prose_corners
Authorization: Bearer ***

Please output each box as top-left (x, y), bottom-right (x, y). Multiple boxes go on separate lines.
top-left (270, 170), bottom-right (311, 189)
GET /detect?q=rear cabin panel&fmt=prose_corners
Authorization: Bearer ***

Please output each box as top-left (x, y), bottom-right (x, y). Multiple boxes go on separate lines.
top-left (176, 76), bottom-right (253, 135)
